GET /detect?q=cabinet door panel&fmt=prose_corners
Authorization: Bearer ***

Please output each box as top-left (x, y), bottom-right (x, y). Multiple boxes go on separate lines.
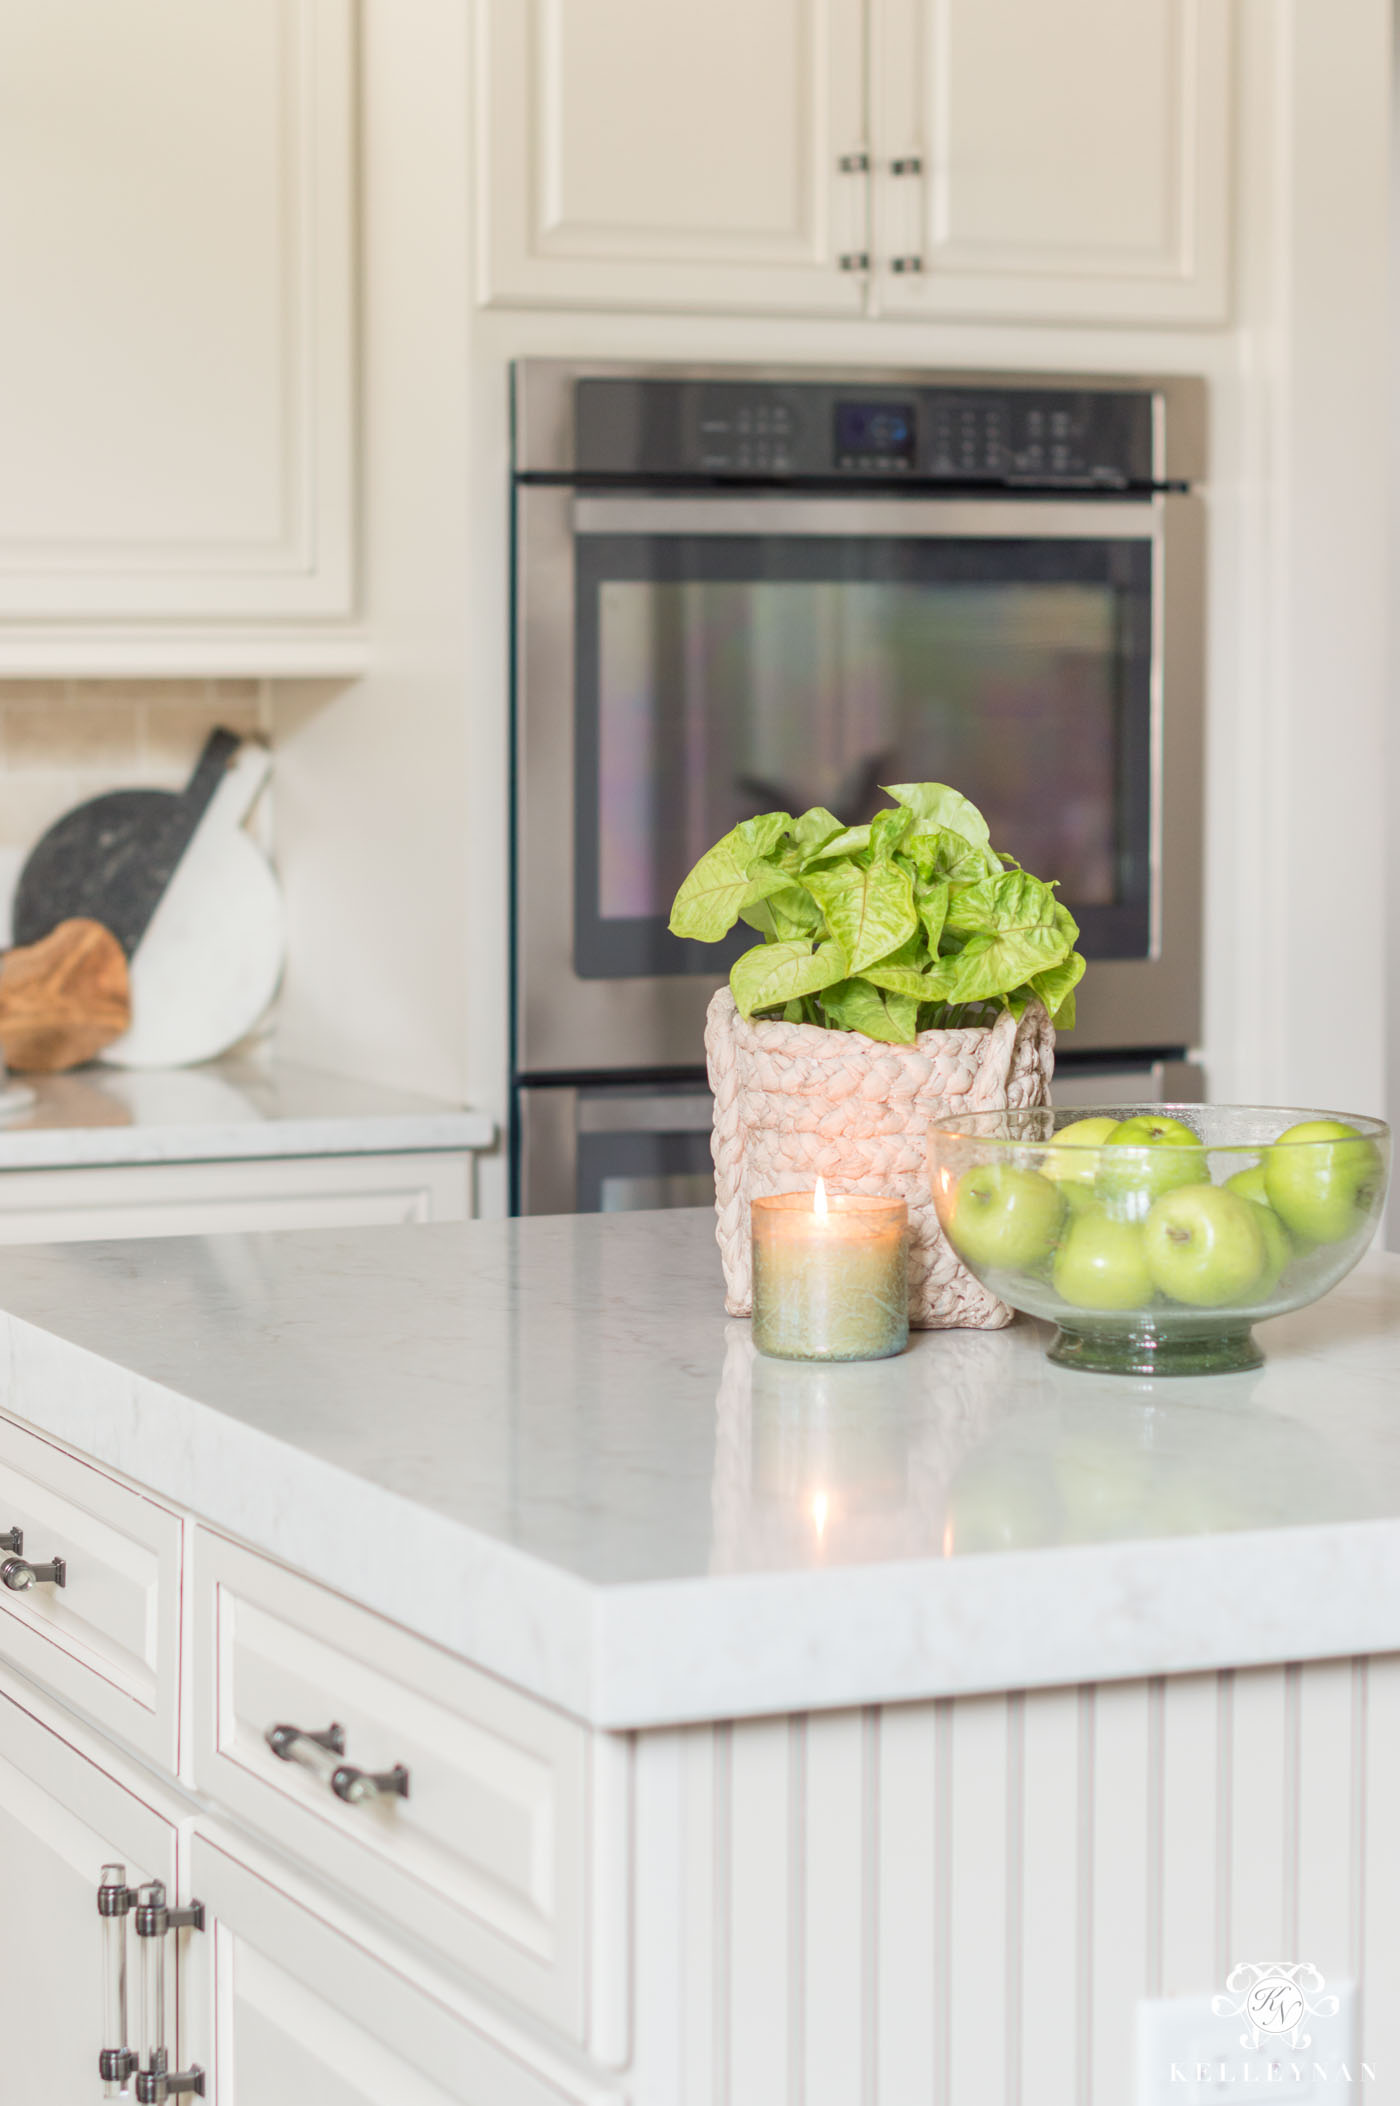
top-left (0, 0), bottom-right (353, 618)
top-left (480, 0), bottom-right (868, 313)
top-left (197, 1833), bottom-right (618, 2106)
top-left (872, 0), bottom-right (1230, 323)
top-left (229, 1940), bottom-right (459, 2106)
top-left (0, 1686), bottom-right (179, 2099)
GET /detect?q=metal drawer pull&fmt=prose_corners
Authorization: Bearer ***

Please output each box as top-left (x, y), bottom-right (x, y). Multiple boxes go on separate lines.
top-left (0, 1526), bottom-right (21, 1554)
top-left (266, 1720), bottom-right (411, 1804)
top-left (135, 1880), bottom-right (205, 2102)
top-left (891, 254), bottom-right (924, 274)
top-left (2, 1552), bottom-right (65, 1590)
top-left (890, 155), bottom-right (923, 175)
top-left (837, 251), bottom-right (870, 272)
top-left (837, 149), bottom-right (869, 173)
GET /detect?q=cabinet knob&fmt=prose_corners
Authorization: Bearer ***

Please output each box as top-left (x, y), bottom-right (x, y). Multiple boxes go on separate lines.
top-left (891, 254), bottom-right (924, 274)
top-left (266, 1720), bottom-right (411, 1805)
top-left (2, 1552), bottom-right (65, 1590)
top-left (837, 252), bottom-right (871, 273)
top-left (837, 149), bottom-right (869, 174)
top-left (890, 155), bottom-right (923, 176)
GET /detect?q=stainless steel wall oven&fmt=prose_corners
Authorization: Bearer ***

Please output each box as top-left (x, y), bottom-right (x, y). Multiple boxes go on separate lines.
top-left (512, 360), bottom-right (1206, 1215)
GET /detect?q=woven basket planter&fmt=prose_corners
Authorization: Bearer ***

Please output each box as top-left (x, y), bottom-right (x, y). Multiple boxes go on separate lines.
top-left (705, 986), bottom-right (1055, 1331)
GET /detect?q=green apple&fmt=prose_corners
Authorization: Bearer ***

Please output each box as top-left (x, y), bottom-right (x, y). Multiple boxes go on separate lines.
top-left (1251, 1202), bottom-right (1294, 1293)
top-left (1223, 1165), bottom-right (1271, 1208)
top-left (1096, 1114), bottom-right (1209, 1216)
top-left (1142, 1184), bottom-right (1266, 1307)
top-left (1052, 1206), bottom-right (1154, 1310)
top-left (1224, 1165), bottom-right (1294, 1291)
top-left (1263, 1119), bottom-right (1385, 1246)
top-left (1043, 1117), bottom-right (1119, 1203)
top-left (946, 1164), bottom-right (1065, 1272)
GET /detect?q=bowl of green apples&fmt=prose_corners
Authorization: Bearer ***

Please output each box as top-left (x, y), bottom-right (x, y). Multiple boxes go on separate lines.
top-left (926, 1106), bottom-right (1390, 1376)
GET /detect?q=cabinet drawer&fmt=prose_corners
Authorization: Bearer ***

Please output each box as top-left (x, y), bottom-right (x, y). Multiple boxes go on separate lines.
top-left (0, 1414), bottom-right (182, 1771)
top-left (193, 1530), bottom-right (592, 2040)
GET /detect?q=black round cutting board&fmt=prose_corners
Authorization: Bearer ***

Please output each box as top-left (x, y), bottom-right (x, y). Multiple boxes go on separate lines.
top-left (13, 788), bottom-right (179, 956)
top-left (12, 729), bottom-right (241, 957)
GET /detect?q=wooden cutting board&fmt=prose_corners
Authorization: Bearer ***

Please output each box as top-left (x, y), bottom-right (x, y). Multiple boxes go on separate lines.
top-left (0, 919), bottom-right (130, 1072)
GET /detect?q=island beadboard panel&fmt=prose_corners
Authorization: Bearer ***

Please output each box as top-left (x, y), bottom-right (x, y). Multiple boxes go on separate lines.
top-left (630, 1659), bottom-right (1395, 2104)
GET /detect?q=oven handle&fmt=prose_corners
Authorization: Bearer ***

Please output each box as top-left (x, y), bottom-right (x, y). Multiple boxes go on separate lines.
top-left (572, 494), bottom-right (1164, 540)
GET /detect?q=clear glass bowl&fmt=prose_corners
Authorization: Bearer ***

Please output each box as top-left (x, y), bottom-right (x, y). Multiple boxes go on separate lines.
top-left (926, 1105), bottom-right (1391, 1376)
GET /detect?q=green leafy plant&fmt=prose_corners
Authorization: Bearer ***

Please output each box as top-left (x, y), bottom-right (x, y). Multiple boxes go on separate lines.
top-left (668, 783), bottom-right (1086, 1045)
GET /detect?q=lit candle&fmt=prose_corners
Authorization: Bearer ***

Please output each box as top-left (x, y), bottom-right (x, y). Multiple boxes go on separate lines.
top-left (751, 1179), bottom-right (909, 1362)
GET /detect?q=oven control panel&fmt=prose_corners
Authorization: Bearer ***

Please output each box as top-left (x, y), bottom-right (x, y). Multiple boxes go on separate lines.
top-left (574, 378), bottom-right (1157, 487)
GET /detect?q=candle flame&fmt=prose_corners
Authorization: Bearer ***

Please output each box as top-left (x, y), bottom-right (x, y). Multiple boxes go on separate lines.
top-left (813, 1174), bottom-right (829, 1219)
top-left (812, 1490), bottom-right (829, 1540)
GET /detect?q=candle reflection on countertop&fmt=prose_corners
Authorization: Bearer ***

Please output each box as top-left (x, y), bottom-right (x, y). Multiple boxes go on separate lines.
top-left (708, 1321), bottom-right (1373, 1576)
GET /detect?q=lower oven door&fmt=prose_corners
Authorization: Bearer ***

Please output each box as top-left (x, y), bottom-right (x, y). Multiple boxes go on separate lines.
top-left (514, 486), bottom-right (1204, 1073)
top-left (516, 1080), bottom-right (715, 1216)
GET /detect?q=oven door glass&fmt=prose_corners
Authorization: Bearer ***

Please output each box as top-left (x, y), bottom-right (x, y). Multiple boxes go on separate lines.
top-left (574, 516), bottom-right (1153, 978)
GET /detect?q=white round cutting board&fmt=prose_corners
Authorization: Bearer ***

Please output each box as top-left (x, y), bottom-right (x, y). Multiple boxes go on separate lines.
top-left (103, 752), bottom-right (285, 1069)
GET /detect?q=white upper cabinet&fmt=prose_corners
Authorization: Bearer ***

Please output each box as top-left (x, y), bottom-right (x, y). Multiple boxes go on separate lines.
top-left (480, 0), bottom-right (1231, 326)
top-left (478, 0), bottom-right (870, 314)
top-left (0, 0), bottom-right (356, 647)
top-left (870, 0), bottom-right (1231, 323)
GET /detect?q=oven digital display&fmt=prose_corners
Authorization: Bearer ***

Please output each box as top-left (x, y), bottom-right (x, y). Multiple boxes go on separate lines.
top-left (835, 401), bottom-right (917, 464)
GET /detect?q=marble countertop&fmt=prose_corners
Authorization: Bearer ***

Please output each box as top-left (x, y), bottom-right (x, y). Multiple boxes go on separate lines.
top-left (0, 1057), bottom-right (493, 1168)
top-left (0, 1207), bottom-right (1397, 1729)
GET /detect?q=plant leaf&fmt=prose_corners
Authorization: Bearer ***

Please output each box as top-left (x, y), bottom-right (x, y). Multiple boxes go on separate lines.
top-left (819, 977), bottom-right (917, 1044)
top-left (943, 923), bottom-right (1072, 1006)
top-left (883, 784), bottom-right (1000, 875)
top-left (789, 806), bottom-right (843, 858)
top-left (800, 823), bottom-right (870, 868)
top-left (669, 814), bottom-right (792, 941)
top-left (863, 960), bottom-right (952, 999)
top-left (934, 872), bottom-right (1073, 1004)
top-left (867, 805), bottom-right (913, 861)
top-left (801, 858), bottom-right (918, 974)
top-left (944, 870), bottom-right (1060, 939)
top-left (730, 937), bottom-right (849, 1018)
top-left (916, 876), bottom-right (951, 955)
top-left (905, 828), bottom-right (990, 888)
top-left (740, 874), bottom-right (826, 940)
top-left (1027, 948), bottom-right (1086, 1023)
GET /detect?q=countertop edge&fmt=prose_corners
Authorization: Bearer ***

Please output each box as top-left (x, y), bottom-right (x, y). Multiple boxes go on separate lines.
top-left (0, 1110), bottom-right (496, 1170)
top-left (4, 1298), bottom-right (1400, 1731)
top-left (587, 1521), bottom-right (1400, 1727)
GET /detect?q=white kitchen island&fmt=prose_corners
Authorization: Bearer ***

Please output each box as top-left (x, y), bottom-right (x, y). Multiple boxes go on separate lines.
top-left (0, 1208), bottom-right (1397, 2104)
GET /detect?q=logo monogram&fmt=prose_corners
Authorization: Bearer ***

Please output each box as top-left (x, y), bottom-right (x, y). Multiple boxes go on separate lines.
top-left (1213, 1962), bottom-right (1339, 2050)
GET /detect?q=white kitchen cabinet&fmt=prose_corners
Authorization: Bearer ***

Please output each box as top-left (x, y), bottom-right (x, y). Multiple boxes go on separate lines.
top-left (194, 1831), bottom-right (607, 2106)
top-left (478, 0), bottom-right (871, 315)
top-left (479, 0), bottom-right (1231, 327)
top-left (192, 1528), bottom-right (593, 2040)
top-left (870, 0), bottom-right (1231, 324)
top-left (0, 1413), bottom-right (183, 1771)
top-left (0, 0), bottom-right (357, 664)
top-left (0, 1684), bottom-right (189, 2100)
top-left (0, 1149), bottom-right (474, 1243)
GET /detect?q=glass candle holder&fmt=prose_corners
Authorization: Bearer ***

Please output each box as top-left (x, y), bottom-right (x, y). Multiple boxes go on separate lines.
top-left (751, 1184), bottom-right (909, 1362)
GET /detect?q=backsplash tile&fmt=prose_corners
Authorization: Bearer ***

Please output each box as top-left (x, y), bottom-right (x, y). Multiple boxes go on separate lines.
top-left (0, 679), bottom-right (272, 853)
